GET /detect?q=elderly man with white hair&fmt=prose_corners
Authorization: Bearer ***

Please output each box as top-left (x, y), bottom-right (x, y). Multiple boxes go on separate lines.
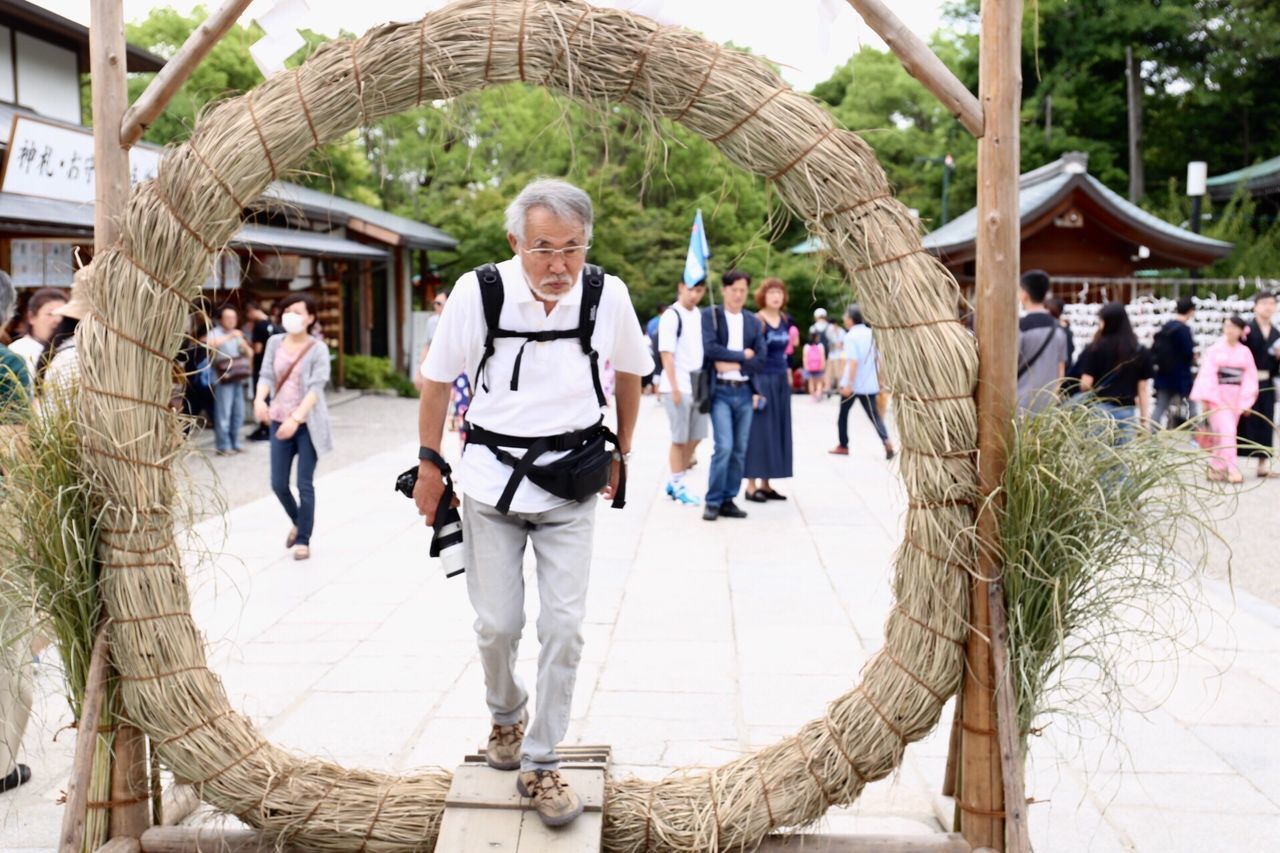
top-left (413, 178), bottom-right (652, 826)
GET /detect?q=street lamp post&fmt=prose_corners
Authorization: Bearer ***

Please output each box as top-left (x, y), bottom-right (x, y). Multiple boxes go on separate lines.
top-left (1187, 160), bottom-right (1207, 284)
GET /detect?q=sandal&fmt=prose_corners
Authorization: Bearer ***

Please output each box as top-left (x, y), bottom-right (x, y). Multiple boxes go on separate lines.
top-left (1228, 472), bottom-right (1245, 485)
top-left (293, 545), bottom-right (311, 561)
top-left (1207, 469), bottom-right (1227, 482)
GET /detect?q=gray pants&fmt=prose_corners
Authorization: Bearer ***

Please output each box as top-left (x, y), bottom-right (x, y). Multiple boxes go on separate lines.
top-left (1152, 388), bottom-right (1196, 429)
top-left (463, 496), bottom-right (596, 772)
top-left (1, 604), bottom-right (33, 777)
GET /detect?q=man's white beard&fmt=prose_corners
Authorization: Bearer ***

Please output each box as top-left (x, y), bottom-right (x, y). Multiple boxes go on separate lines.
top-left (531, 275), bottom-right (572, 302)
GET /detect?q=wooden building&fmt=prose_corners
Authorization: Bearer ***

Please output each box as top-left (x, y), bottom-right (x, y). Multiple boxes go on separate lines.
top-left (0, 0), bottom-right (457, 383)
top-left (924, 152), bottom-right (1233, 286)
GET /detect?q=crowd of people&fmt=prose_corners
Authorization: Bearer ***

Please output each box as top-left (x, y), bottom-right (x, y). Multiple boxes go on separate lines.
top-left (648, 271), bottom-right (893, 520)
top-left (1016, 269), bottom-right (1280, 483)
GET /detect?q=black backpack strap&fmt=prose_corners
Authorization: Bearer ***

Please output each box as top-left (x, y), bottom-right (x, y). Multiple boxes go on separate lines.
top-left (580, 264), bottom-right (607, 407)
top-left (473, 263), bottom-right (504, 394)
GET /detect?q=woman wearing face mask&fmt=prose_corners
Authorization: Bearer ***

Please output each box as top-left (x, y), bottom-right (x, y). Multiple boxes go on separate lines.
top-left (253, 294), bottom-right (333, 561)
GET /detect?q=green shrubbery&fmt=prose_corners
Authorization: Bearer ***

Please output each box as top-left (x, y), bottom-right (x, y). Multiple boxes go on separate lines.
top-left (342, 355), bottom-right (419, 398)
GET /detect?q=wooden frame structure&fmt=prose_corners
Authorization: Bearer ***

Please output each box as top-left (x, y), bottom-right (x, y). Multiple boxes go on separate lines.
top-left (74, 0), bottom-right (1027, 850)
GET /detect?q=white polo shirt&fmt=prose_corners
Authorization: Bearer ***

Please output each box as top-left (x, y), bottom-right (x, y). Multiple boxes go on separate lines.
top-left (656, 302), bottom-right (704, 395)
top-left (422, 256), bottom-right (654, 513)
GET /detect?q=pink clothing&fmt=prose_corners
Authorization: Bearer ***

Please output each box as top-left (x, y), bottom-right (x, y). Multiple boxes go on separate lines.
top-left (1190, 340), bottom-right (1258, 412)
top-left (1191, 340), bottom-right (1258, 477)
top-left (268, 344), bottom-right (306, 422)
top-left (1206, 408), bottom-right (1243, 476)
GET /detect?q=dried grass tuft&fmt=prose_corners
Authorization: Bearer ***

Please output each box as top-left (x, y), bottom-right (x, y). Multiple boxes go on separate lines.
top-left (72, 1), bottom-right (977, 849)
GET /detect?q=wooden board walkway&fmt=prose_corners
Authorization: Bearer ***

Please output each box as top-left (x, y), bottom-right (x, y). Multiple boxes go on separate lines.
top-left (434, 745), bottom-right (611, 852)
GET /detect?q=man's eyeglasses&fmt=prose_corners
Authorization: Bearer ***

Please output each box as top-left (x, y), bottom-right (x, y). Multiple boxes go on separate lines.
top-left (521, 244), bottom-right (591, 262)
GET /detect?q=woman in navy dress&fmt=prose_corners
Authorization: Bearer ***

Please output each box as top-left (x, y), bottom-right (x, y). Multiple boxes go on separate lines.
top-left (745, 278), bottom-right (795, 501)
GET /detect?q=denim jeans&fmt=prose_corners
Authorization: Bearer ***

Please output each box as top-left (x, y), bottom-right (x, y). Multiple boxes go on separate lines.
top-left (838, 393), bottom-right (888, 446)
top-left (706, 383), bottom-right (754, 507)
top-left (270, 422), bottom-right (317, 546)
top-left (212, 380), bottom-right (245, 451)
top-left (1094, 403), bottom-right (1139, 444)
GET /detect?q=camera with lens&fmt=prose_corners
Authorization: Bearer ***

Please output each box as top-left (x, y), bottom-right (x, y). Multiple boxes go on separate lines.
top-left (396, 454), bottom-right (465, 579)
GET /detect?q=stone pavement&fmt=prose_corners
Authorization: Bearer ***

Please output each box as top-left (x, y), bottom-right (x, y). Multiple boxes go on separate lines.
top-left (3, 395), bottom-right (1279, 850)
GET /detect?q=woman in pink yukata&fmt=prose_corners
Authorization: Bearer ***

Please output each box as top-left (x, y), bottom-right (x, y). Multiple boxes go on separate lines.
top-left (1191, 316), bottom-right (1259, 484)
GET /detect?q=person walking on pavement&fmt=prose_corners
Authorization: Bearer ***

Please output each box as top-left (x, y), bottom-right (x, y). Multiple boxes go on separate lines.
top-left (253, 294), bottom-right (333, 561)
top-left (1151, 296), bottom-right (1197, 429)
top-left (830, 305), bottom-right (894, 459)
top-left (808, 307), bottom-right (840, 396)
top-left (0, 270), bottom-right (33, 796)
top-left (413, 290), bottom-right (449, 394)
top-left (245, 300), bottom-right (279, 441)
top-left (1192, 316), bottom-right (1258, 484)
top-left (744, 278), bottom-right (794, 502)
top-left (1016, 270), bottom-right (1070, 412)
top-left (208, 305), bottom-right (250, 455)
top-left (657, 278), bottom-right (708, 506)
top-left (702, 269), bottom-right (764, 521)
top-left (414, 179), bottom-right (651, 827)
top-left (1238, 291), bottom-right (1280, 477)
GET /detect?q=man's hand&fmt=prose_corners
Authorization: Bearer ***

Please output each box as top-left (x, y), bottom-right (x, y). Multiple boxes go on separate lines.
top-left (413, 461), bottom-right (456, 526)
top-left (840, 384), bottom-right (853, 399)
top-left (752, 394), bottom-right (763, 410)
top-left (600, 458), bottom-right (622, 500)
top-left (744, 348), bottom-right (755, 360)
top-left (714, 360), bottom-right (739, 374)
top-left (670, 387), bottom-right (682, 407)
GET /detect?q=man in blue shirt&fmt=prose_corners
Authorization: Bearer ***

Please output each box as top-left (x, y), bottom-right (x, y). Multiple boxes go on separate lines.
top-left (1151, 296), bottom-right (1197, 428)
top-left (702, 270), bottom-right (763, 521)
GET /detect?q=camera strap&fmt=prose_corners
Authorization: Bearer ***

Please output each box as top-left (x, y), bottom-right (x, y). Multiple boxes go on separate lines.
top-left (419, 448), bottom-right (462, 558)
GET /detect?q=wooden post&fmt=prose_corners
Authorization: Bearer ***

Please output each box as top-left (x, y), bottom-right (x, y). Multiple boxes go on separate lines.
top-left (120, 0), bottom-right (255, 148)
top-left (963, 0), bottom-right (1023, 850)
top-left (845, 0), bottom-right (984, 138)
top-left (90, 0), bottom-right (151, 840)
top-left (1125, 46), bottom-right (1144, 203)
top-left (59, 628), bottom-right (109, 853)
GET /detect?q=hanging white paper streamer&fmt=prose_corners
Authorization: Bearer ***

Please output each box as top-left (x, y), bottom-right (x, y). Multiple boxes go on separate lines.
top-left (250, 0), bottom-right (311, 77)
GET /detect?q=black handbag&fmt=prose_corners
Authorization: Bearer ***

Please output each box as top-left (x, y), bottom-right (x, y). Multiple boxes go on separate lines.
top-left (692, 369), bottom-right (712, 414)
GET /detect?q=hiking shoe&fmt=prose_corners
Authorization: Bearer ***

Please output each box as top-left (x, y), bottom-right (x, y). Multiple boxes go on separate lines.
top-left (702, 504), bottom-right (720, 521)
top-left (517, 769), bottom-right (584, 827)
top-left (485, 712), bottom-right (527, 771)
top-left (719, 500), bottom-right (748, 519)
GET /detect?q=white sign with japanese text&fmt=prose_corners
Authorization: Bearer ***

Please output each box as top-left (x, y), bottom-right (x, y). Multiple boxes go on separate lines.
top-left (1, 116), bottom-right (163, 204)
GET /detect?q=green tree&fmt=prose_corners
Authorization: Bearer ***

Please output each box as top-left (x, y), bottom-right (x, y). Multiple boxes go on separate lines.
top-left (122, 6), bottom-right (377, 205)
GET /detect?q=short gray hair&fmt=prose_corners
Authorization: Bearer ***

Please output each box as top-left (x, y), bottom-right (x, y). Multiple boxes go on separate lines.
top-left (505, 178), bottom-right (593, 244)
top-left (0, 270), bottom-right (15, 325)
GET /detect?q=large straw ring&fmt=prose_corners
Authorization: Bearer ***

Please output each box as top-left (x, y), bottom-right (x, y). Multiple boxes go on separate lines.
top-left (77, 1), bottom-right (979, 849)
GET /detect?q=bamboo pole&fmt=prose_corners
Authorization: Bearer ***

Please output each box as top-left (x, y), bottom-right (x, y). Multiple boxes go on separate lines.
top-left (962, 0), bottom-right (1024, 849)
top-left (990, 581), bottom-right (1030, 851)
top-left (120, 0), bottom-right (256, 148)
top-left (845, 0), bottom-right (984, 138)
top-left (90, 1), bottom-right (152, 838)
top-left (58, 628), bottom-right (109, 853)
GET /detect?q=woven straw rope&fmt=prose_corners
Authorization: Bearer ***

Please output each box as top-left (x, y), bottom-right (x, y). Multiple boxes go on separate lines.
top-left (76, 2), bottom-right (978, 850)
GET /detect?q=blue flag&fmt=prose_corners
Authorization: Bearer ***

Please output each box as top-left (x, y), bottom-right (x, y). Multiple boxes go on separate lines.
top-left (683, 209), bottom-right (710, 287)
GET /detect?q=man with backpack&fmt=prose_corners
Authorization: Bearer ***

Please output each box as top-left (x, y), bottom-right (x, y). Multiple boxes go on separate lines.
top-left (1151, 297), bottom-right (1197, 429)
top-left (414, 179), bottom-right (652, 827)
top-left (656, 278), bottom-right (709, 505)
top-left (1016, 269), bottom-right (1070, 412)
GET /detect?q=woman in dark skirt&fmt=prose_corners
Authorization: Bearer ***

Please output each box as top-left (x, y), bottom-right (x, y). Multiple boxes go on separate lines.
top-left (1238, 291), bottom-right (1280, 477)
top-left (745, 278), bottom-right (795, 501)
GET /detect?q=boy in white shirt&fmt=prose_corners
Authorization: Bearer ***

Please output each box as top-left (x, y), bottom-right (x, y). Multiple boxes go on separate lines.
top-left (657, 278), bottom-right (708, 504)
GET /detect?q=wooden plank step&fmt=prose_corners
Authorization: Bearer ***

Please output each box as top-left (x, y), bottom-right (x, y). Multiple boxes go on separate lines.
top-left (436, 748), bottom-right (610, 852)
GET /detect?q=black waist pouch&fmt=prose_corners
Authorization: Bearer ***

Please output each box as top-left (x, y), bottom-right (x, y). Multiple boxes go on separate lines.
top-left (526, 432), bottom-right (612, 502)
